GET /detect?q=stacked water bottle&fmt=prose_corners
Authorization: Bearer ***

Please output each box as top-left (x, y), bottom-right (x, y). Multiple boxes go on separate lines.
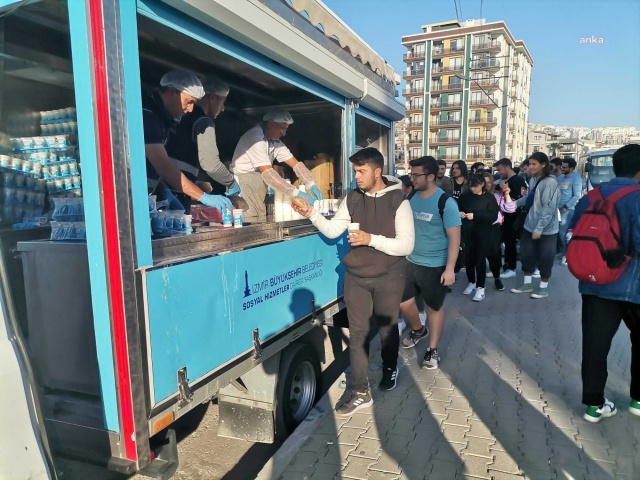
top-left (2, 107), bottom-right (82, 226)
top-left (149, 195), bottom-right (192, 236)
top-left (50, 197), bottom-right (86, 241)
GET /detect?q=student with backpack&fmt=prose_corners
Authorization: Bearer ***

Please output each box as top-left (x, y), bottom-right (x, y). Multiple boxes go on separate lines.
top-left (511, 152), bottom-right (560, 299)
top-left (567, 144), bottom-right (640, 423)
top-left (398, 156), bottom-right (461, 369)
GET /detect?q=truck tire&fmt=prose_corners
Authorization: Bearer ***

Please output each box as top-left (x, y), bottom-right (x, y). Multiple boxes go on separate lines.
top-left (275, 342), bottom-right (321, 437)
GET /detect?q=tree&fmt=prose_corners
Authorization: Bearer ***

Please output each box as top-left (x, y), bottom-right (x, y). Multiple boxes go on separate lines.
top-left (548, 142), bottom-right (561, 156)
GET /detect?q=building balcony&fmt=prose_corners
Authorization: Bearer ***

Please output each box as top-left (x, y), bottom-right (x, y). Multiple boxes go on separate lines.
top-left (513, 56), bottom-right (520, 67)
top-left (468, 135), bottom-right (496, 144)
top-left (431, 64), bottom-right (464, 75)
top-left (430, 100), bottom-right (462, 110)
top-left (429, 136), bottom-right (461, 145)
top-left (404, 68), bottom-right (425, 79)
top-left (430, 82), bottom-right (463, 93)
top-left (467, 152), bottom-right (496, 160)
top-left (435, 154), bottom-right (462, 160)
top-left (432, 45), bottom-right (465, 57)
top-left (408, 140), bottom-right (423, 146)
top-left (470, 79), bottom-right (500, 90)
top-left (408, 121), bottom-right (423, 128)
top-left (470, 59), bottom-right (501, 70)
top-left (469, 116), bottom-right (497, 125)
top-left (406, 105), bottom-right (425, 113)
top-left (403, 86), bottom-right (425, 96)
top-left (403, 51), bottom-right (426, 62)
top-left (469, 98), bottom-right (497, 108)
top-left (430, 118), bottom-right (462, 126)
top-left (509, 87), bottom-right (517, 98)
top-left (472, 41), bottom-right (501, 52)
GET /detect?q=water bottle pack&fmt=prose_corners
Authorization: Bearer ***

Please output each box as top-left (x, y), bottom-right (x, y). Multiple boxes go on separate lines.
top-left (151, 210), bottom-right (192, 236)
top-left (50, 221), bottom-right (86, 241)
top-left (49, 198), bottom-right (86, 241)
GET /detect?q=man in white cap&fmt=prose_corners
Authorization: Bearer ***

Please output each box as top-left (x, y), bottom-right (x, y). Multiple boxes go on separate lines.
top-left (143, 69), bottom-right (232, 213)
top-left (231, 109), bottom-right (323, 223)
top-left (165, 76), bottom-right (240, 211)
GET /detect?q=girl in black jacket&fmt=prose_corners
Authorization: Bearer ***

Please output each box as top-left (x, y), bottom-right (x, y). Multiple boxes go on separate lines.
top-left (458, 173), bottom-right (500, 301)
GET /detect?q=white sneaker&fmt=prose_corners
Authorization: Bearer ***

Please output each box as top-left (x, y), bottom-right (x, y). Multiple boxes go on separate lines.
top-left (472, 288), bottom-right (486, 302)
top-left (533, 269), bottom-right (541, 278)
top-left (561, 256), bottom-right (567, 266)
top-left (501, 269), bottom-right (516, 279)
top-left (463, 283), bottom-right (476, 295)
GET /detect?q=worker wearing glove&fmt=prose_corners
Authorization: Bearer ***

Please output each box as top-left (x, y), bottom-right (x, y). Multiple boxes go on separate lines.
top-left (225, 180), bottom-right (241, 197)
top-left (297, 190), bottom-right (315, 205)
top-left (198, 192), bottom-right (233, 212)
top-left (231, 109), bottom-right (324, 223)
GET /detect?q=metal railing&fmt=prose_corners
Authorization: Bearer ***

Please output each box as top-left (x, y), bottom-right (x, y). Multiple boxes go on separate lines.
top-left (472, 41), bottom-right (501, 50)
top-left (470, 59), bottom-right (501, 69)
top-left (431, 118), bottom-right (462, 125)
top-left (430, 83), bottom-right (463, 91)
top-left (409, 121), bottom-right (424, 127)
top-left (469, 116), bottom-right (497, 124)
top-left (432, 46), bottom-right (465, 55)
top-left (430, 101), bottom-right (462, 108)
top-left (404, 86), bottom-right (425, 94)
top-left (433, 154), bottom-right (461, 160)
top-left (469, 98), bottom-right (497, 106)
top-left (430, 136), bottom-right (461, 143)
top-left (471, 79), bottom-right (500, 88)
top-left (404, 68), bottom-right (425, 78)
top-left (468, 135), bottom-right (495, 142)
top-left (403, 52), bottom-right (426, 60)
top-left (467, 153), bottom-right (496, 159)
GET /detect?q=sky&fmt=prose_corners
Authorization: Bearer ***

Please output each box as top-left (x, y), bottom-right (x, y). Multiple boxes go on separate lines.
top-left (322, 0), bottom-right (640, 129)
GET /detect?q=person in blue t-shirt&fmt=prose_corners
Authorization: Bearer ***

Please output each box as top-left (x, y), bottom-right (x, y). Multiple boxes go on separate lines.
top-left (556, 157), bottom-right (583, 264)
top-left (399, 156), bottom-right (461, 370)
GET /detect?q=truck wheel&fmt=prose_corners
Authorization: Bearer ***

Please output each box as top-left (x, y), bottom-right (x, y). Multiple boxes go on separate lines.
top-left (275, 343), bottom-right (321, 436)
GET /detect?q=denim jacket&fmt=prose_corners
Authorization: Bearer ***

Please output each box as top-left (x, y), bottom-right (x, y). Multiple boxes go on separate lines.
top-left (570, 178), bottom-right (640, 304)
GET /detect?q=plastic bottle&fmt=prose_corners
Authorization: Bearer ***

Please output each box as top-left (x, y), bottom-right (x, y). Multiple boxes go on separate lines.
top-left (222, 207), bottom-right (232, 227)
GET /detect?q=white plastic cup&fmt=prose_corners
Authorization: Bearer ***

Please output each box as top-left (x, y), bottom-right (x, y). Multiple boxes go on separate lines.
top-left (348, 222), bottom-right (360, 232)
top-left (233, 209), bottom-right (243, 228)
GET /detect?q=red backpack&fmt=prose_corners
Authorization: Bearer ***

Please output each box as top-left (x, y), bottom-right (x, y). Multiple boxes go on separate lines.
top-left (567, 185), bottom-right (640, 284)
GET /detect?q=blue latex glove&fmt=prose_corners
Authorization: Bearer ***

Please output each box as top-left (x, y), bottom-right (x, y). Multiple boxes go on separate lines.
top-left (297, 190), bottom-right (315, 205)
top-left (308, 183), bottom-right (323, 201)
top-left (225, 180), bottom-right (241, 197)
top-left (161, 188), bottom-right (185, 211)
top-left (199, 193), bottom-right (233, 212)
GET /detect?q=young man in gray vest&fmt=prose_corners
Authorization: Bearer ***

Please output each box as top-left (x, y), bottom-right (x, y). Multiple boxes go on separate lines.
top-left (293, 147), bottom-right (415, 415)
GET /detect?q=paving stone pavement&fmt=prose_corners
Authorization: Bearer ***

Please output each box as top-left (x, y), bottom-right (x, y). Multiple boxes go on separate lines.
top-left (271, 265), bottom-right (640, 480)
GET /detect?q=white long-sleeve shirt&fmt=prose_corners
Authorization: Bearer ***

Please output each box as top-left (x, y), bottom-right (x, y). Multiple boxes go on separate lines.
top-left (309, 184), bottom-right (415, 257)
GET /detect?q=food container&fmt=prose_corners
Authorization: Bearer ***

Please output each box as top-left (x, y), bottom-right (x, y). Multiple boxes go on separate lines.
top-left (11, 157), bottom-right (23, 171)
top-left (13, 173), bottom-right (26, 188)
top-left (233, 209), bottom-right (243, 228)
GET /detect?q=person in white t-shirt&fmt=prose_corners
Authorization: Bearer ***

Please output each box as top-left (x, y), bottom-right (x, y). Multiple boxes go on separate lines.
top-left (231, 109), bottom-right (323, 223)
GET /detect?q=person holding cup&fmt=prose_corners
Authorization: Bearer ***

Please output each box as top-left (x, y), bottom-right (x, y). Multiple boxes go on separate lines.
top-left (292, 147), bottom-right (414, 416)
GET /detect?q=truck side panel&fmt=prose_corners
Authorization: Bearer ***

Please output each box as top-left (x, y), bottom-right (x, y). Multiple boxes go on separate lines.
top-left (145, 233), bottom-right (348, 404)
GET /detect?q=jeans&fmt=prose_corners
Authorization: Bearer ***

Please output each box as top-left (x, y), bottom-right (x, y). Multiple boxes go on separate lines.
top-left (557, 209), bottom-right (574, 255)
top-left (344, 262), bottom-right (406, 392)
top-left (581, 295), bottom-right (640, 406)
top-left (520, 230), bottom-right (558, 279)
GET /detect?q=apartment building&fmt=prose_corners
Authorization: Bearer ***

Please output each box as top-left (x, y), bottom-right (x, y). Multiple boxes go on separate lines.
top-left (402, 19), bottom-right (533, 166)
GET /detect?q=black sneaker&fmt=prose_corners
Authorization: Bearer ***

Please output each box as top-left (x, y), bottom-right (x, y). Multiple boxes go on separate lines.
top-left (422, 348), bottom-right (439, 370)
top-left (336, 390), bottom-right (373, 416)
top-left (495, 278), bottom-right (505, 291)
top-left (401, 326), bottom-right (429, 349)
top-left (379, 367), bottom-right (399, 391)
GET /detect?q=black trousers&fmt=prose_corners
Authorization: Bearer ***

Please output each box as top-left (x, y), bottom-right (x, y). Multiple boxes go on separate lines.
top-left (501, 212), bottom-right (522, 271)
top-left (582, 295), bottom-right (640, 406)
top-left (520, 230), bottom-right (557, 279)
top-left (344, 262), bottom-right (406, 392)
top-left (465, 228), bottom-right (498, 289)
